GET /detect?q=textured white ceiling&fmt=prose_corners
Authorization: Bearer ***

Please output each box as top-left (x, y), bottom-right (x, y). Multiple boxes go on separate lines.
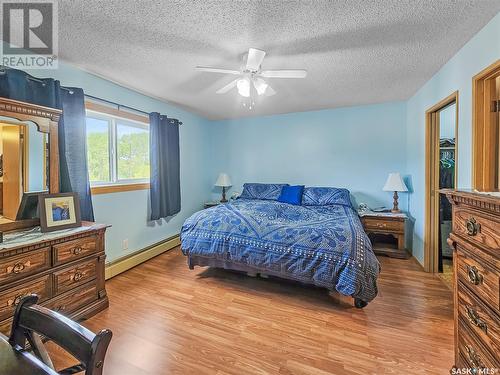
top-left (59, 1), bottom-right (500, 120)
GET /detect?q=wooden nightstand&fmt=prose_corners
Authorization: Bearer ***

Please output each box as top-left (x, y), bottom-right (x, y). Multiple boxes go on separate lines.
top-left (360, 211), bottom-right (409, 259)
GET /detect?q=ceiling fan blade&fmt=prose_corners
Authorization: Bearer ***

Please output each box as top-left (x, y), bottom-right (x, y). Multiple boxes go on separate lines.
top-left (195, 66), bottom-right (240, 75)
top-left (264, 85), bottom-right (276, 96)
top-left (260, 70), bottom-right (307, 78)
top-left (246, 48), bottom-right (266, 71)
top-left (216, 79), bottom-right (239, 94)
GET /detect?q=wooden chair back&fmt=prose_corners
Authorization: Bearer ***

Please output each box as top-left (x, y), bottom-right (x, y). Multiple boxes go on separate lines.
top-left (8, 295), bottom-right (112, 375)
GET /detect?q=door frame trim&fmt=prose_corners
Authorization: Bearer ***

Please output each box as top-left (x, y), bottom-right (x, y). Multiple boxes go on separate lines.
top-left (424, 91), bottom-right (459, 273)
top-left (472, 59), bottom-right (500, 191)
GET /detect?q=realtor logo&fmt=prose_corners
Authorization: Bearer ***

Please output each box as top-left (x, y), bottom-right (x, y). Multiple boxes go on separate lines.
top-left (1, 0), bottom-right (58, 68)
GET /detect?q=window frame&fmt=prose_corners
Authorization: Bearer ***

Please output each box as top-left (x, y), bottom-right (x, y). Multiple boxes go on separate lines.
top-left (85, 101), bottom-right (150, 195)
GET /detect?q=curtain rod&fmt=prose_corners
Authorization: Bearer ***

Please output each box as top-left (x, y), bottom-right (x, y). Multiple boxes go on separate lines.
top-left (85, 94), bottom-right (183, 126)
top-left (21, 74), bottom-right (183, 125)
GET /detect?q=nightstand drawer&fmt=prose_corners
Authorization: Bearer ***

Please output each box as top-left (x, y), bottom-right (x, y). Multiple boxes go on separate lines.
top-left (362, 217), bottom-right (404, 233)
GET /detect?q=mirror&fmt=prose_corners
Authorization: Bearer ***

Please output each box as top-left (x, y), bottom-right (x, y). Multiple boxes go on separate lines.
top-left (0, 117), bottom-right (49, 221)
top-left (0, 97), bottom-right (61, 232)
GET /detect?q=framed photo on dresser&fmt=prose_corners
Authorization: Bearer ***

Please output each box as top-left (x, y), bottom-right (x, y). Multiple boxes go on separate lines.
top-left (39, 192), bottom-right (82, 232)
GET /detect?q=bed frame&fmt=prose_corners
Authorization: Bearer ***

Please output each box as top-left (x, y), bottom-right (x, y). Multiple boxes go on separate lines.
top-left (187, 255), bottom-right (368, 308)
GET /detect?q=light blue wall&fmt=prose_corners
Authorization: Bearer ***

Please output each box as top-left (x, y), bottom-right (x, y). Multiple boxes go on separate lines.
top-left (208, 101), bottom-right (408, 212)
top-left (5, 12), bottom-right (499, 267)
top-left (27, 62), bottom-right (213, 262)
top-left (406, 13), bottom-right (500, 263)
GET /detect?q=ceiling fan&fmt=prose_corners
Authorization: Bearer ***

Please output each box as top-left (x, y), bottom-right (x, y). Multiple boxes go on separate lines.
top-left (195, 48), bottom-right (307, 102)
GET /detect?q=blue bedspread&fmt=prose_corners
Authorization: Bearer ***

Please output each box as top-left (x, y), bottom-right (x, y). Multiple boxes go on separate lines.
top-left (181, 199), bottom-right (380, 302)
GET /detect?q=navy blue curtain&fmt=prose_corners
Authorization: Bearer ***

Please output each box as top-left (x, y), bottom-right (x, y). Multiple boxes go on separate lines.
top-left (57, 88), bottom-right (94, 221)
top-left (0, 67), bottom-right (94, 221)
top-left (149, 112), bottom-right (180, 220)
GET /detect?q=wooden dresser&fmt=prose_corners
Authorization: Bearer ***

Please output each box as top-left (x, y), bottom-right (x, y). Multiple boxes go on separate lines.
top-left (445, 190), bottom-right (500, 371)
top-left (0, 222), bottom-right (109, 335)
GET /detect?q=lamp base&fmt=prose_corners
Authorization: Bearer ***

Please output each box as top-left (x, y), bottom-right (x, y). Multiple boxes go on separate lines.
top-left (220, 186), bottom-right (228, 203)
top-left (392, 191), bottom-right (400, 213)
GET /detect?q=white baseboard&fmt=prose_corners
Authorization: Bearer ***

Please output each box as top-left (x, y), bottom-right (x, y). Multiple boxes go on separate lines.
top-left (105, 235), bottom-right (180, 280)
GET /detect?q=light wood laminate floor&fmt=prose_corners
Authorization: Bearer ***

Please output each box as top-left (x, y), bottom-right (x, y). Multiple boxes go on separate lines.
top-left (48, 248), bottom-right (454, 375)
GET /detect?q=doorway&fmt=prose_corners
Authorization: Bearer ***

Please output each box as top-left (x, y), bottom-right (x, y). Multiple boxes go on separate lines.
top-left (424, 92), bottom-right (458, 284)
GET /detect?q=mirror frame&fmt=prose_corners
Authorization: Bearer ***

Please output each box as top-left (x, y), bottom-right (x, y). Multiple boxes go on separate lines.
top-left (0, 96), bottom-right (61, 232)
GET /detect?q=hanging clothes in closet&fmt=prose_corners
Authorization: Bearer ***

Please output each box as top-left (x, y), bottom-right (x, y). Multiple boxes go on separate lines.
top-left (439, 138), bottom-right (455, 268)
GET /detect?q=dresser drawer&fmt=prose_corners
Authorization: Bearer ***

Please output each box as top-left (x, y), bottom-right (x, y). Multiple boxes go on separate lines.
top-left (456, 247), bottom-right (499, 312)
top-left (0, 318), bottom-right (11, 336)
top-left (0, 284), bottom-right (98, 336)
top-left (53, 259), bottom-right (97, 295)
top-left (0, 247), bottom-right (51, 283)
top-left (458, 281), bottom-right (500, 355)
top-left (458, 320), bottom-right (499, 369)
top-left (362, 218), bottom-right (404, 233)
top-left (47, 284), bottom-right (98, 316)
top-left (453, 207), bottom-right (500, 251)
top-left (53, 236), bottom-right (97, 266)
top-left (0, 275), bottom-right (51, 321)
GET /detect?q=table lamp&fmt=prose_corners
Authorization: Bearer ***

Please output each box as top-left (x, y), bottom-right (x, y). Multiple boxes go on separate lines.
top-left (215, 173), bottom-right (232, 203)
top-left (383, 172), bottom-right (408, 213)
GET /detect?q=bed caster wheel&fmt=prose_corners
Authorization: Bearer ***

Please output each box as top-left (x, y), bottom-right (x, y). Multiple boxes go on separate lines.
top-left (354, 298), bottom-right (368, 309)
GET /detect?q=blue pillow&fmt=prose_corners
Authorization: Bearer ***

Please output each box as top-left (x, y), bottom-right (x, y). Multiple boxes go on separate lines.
top-left (278, 185), bottom-right (305, 205)
top-left (240, 183), bottom-right (289, 200)
top-left (302, 187), bottom-right (352, 207)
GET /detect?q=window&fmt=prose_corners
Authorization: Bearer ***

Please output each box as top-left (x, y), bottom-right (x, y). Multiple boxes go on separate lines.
top-left (116, 121), bottom-right (149, 181)
top-left (85, 106), bottom-right (149, 188)
top-left (86, 116), bottom-right (110, 183)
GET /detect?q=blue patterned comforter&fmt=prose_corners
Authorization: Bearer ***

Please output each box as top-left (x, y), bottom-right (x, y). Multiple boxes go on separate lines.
top-left (181, 199), bottom-right (380, 302)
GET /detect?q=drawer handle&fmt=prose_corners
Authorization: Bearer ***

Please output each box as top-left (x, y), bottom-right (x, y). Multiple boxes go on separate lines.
top-left (72, 246), bottom-right (83, 255)
top-left (72, 272), bottom-right (84, 282)
top-left (7, 261), bottom-right (31, 274)
top-left (11, 262), bottom-right (26, 274)
top-left (466, 265), bottom-right (483, 286)
top-left (466, 345), bottom-right (485, 369)
top-left (376, 223), bottom-right (387, 228)
top-left (465, 217), bottom-right (480, 236)
top-left (53, 305), bottom-right (65, 312)
top-left (465, 306), bottom-right (488, 334)
top-left (8, 293), bottom-right (30, 307)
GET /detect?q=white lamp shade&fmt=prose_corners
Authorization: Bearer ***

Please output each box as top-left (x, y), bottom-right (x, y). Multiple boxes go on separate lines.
top-left (383, 173), bottom-right (408, 192)
top-left (215, 173), bottom-right (232, 187)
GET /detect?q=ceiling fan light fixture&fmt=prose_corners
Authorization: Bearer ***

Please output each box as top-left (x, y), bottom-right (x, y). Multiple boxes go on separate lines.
top-left (253, 78), bottom-right (268, 95)
top-left (236, 78), bottom-right (250, 97)
top-left (197, 48), bottom-right (307, 100)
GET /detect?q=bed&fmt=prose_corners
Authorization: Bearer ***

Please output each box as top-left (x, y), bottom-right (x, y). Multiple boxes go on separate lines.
top-left (180, 185), bottom-right (380, 308)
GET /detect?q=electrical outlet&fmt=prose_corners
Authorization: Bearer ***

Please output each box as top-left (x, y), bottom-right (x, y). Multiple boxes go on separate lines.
top-left (122, 239), bottom-right (129, 251)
